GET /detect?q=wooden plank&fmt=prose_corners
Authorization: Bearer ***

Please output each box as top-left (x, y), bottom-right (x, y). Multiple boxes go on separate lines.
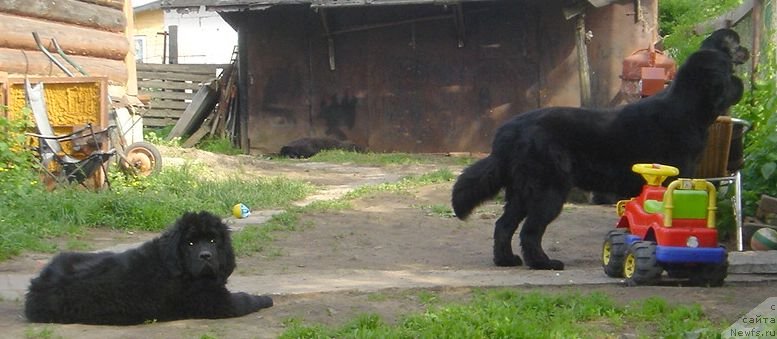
top-left (138, 80), bottom-right (202, 91)
top-left (0, 47), bottom-right (127, 83)
top-left (143, 117), bottom-right (178, 127)
top-left (148, 100), bottom-right (189, 110)
top-left (167, 82), bottom-right (218, 140)
top-left (137, 71), bottom-right (216, 82)
top-left (182, 121), bottom-right (212, 148)
top-left (140, 90), bottom-right (193, 101)
top-left (136, 63), bottom-right (230, 75)
top-left (0, 0), bottom-right (126, 33)
top-left (0, 13), bottom-right (129, 60)
top-left (143, 109), bottom-right (184, 119)
top-left (78, 0), bottom-right (124, 10)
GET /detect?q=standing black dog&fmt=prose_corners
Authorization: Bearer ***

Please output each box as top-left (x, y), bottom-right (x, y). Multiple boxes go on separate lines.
top-left (25, 211), bottom-right (273, 325)
top-left (451, 29), bottom-right (748, 270)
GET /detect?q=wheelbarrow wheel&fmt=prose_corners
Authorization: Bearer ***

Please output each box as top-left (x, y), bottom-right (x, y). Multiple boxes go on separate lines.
top-left (121, 141), bottom-right (162, 177)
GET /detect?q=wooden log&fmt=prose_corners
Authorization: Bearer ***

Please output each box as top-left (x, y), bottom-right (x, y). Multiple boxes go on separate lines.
top-left (0, 47), bottom-right (127, 83)
top-left (0, 13), bottom-right (129, 60)
top-left (78, 0), bottom-right (124, 10)
top-left (0, 0), bottom-right (126, 33)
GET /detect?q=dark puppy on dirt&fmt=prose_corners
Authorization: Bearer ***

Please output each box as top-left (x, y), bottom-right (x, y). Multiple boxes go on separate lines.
top-left (280, 137), bottom-right (364, 158)
top-left (451, 29), bottom-right (748, 270)
top-left (25, 211), bottom-right (273, 325)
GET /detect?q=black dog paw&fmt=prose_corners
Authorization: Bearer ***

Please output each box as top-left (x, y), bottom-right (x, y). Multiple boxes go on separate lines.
top-left (527, 259), bottom-right (565, 270)
top-left (252, 295), bottom-right (273, 309)
top-left (493, 254), bottom-right (523, 267)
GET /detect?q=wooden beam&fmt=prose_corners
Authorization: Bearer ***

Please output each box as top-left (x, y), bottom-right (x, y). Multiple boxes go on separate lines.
top-left (138, 80), bottom-right (202, 91)
top-left (140, 90), bottom-right (194, 101)
top-left (143, 117), bottom-right (178, 127)
top-left (168, 25), bottom-right (178, 64)
top-left (0, 13), bottom-right (129, 60)
top-left (0, 0), bottom-right (126, 33)
top-left (142, 109), bottom-right (185, 119)
top-left (0, 47), bottom-right (127, 83)
top-left (136, 63), bottom-right (230, 75)
top-left (137, 71), bottom-right (217, 82)
top-left (575, 15), bottom-right (592, 107)
top-left (148, 100), bottom-right (189, 110)
top-left (166, 82), bottom-right (218, 140)
top-left (123, 0), bottom-right (138, 97)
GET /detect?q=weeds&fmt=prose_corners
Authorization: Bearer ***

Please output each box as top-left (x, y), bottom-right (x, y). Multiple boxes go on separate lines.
top-left (0, 162), bottom-right (313, 260)
top-left (279, 290), bottom-right (720, 338)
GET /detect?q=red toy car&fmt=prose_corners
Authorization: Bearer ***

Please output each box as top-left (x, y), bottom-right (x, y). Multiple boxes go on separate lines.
top-left (601, 163), bottom-right (728, 286)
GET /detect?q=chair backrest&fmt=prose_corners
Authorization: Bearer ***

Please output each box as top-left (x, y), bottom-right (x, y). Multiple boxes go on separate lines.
top-left (695, 116), bottom-right (733, 178)
top-left (24, 79), bottom-right (62, 154)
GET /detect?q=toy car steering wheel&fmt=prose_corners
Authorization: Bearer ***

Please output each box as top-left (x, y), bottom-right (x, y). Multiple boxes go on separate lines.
top-left (631, 163), bottom-right (679, 186)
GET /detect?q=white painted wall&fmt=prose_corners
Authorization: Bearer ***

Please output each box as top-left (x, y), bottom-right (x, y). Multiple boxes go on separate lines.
top-left (164, 7), bottom-right (237, 64)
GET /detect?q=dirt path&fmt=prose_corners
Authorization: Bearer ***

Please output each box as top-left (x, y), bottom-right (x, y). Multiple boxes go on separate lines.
top-left (1, 148), bottom-right (775, 338)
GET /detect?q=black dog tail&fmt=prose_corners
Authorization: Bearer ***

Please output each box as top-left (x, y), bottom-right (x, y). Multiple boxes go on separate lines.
top-left (452, 155), bottom-right (505, 220)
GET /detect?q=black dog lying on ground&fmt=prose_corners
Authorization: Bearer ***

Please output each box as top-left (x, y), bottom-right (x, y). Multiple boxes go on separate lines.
top-left (451, 29), bottom-right (749, 270)
top-left (280, 137), bottom-right (364, 158)
top-left (25, 211), bottom-right (273, 325)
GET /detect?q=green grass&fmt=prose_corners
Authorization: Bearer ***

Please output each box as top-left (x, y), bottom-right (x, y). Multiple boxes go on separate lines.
top-left (0, 164), bottom-right (313, 261)
top-left (279, 290), bottom-right (721, 338)
top-left (198, 137), bottom-right (243, 155)
top-left (345, 169), bottom-right (456, 200)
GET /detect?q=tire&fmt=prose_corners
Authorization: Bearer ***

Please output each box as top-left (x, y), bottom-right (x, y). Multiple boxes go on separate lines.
top-left (689, 252), bottom-right (728, 287)
top-left (602, 230), bottom-right (628, 277)
top-left (121, 141), bottom-right (163, 177)
top-left (623, 241), bottom-right (663, 286)
top-left (665, 266), bottom-right (691, 279)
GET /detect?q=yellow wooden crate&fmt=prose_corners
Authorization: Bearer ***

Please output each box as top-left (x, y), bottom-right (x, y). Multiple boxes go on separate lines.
top-left (5, 77), bottom-right (108, 135)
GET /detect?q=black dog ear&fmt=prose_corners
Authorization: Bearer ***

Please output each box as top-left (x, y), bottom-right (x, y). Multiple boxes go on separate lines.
top-left (158, 214), bottom-right (191, 276)
top-left (219, 224), bottom-right (236, 283)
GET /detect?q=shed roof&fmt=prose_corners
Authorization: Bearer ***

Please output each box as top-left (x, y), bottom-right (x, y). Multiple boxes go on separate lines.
top-left (161, 0), bottom-right (623, 12)
top-left (135, 0), bottom-right (163, 13)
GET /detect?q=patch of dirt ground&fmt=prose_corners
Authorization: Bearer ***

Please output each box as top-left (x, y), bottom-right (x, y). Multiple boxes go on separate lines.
top-left (1, 147), bottom-right (775, 338)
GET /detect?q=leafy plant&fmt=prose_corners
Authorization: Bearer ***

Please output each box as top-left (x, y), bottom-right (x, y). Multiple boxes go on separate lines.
top-left (734, 44), bottom-right (777, 214)
top-left (144, 126), bottom-right (180, 147)
top-left (0, 114), bottom-right (40, 203)
top-left (659, 0), bottom-right (743, 63)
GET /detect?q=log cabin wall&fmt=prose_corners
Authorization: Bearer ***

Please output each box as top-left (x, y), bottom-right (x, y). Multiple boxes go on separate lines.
top-left (0, 0), bottom-right (130, 84)
top-left (222, 0), bottom-right (656, 154)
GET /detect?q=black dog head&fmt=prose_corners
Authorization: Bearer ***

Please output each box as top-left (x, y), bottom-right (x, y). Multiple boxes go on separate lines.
top-left (159, 211), bottom-right (236, 283)
top-left (701, 28), bottom-right (750, 65)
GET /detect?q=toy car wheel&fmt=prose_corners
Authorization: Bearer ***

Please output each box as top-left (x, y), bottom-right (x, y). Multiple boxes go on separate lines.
top-left (665, 266), bottom-right (690, 279)
top-left (689, 255), bottom-right (728, 287)
top-left (623, 241), bottom-right (662, 286)
top-left (602, 230), bottom-right (628, 277)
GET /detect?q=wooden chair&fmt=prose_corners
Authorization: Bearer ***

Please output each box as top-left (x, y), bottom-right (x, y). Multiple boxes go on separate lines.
top-left (694, 116), bottom-right (751, 251)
